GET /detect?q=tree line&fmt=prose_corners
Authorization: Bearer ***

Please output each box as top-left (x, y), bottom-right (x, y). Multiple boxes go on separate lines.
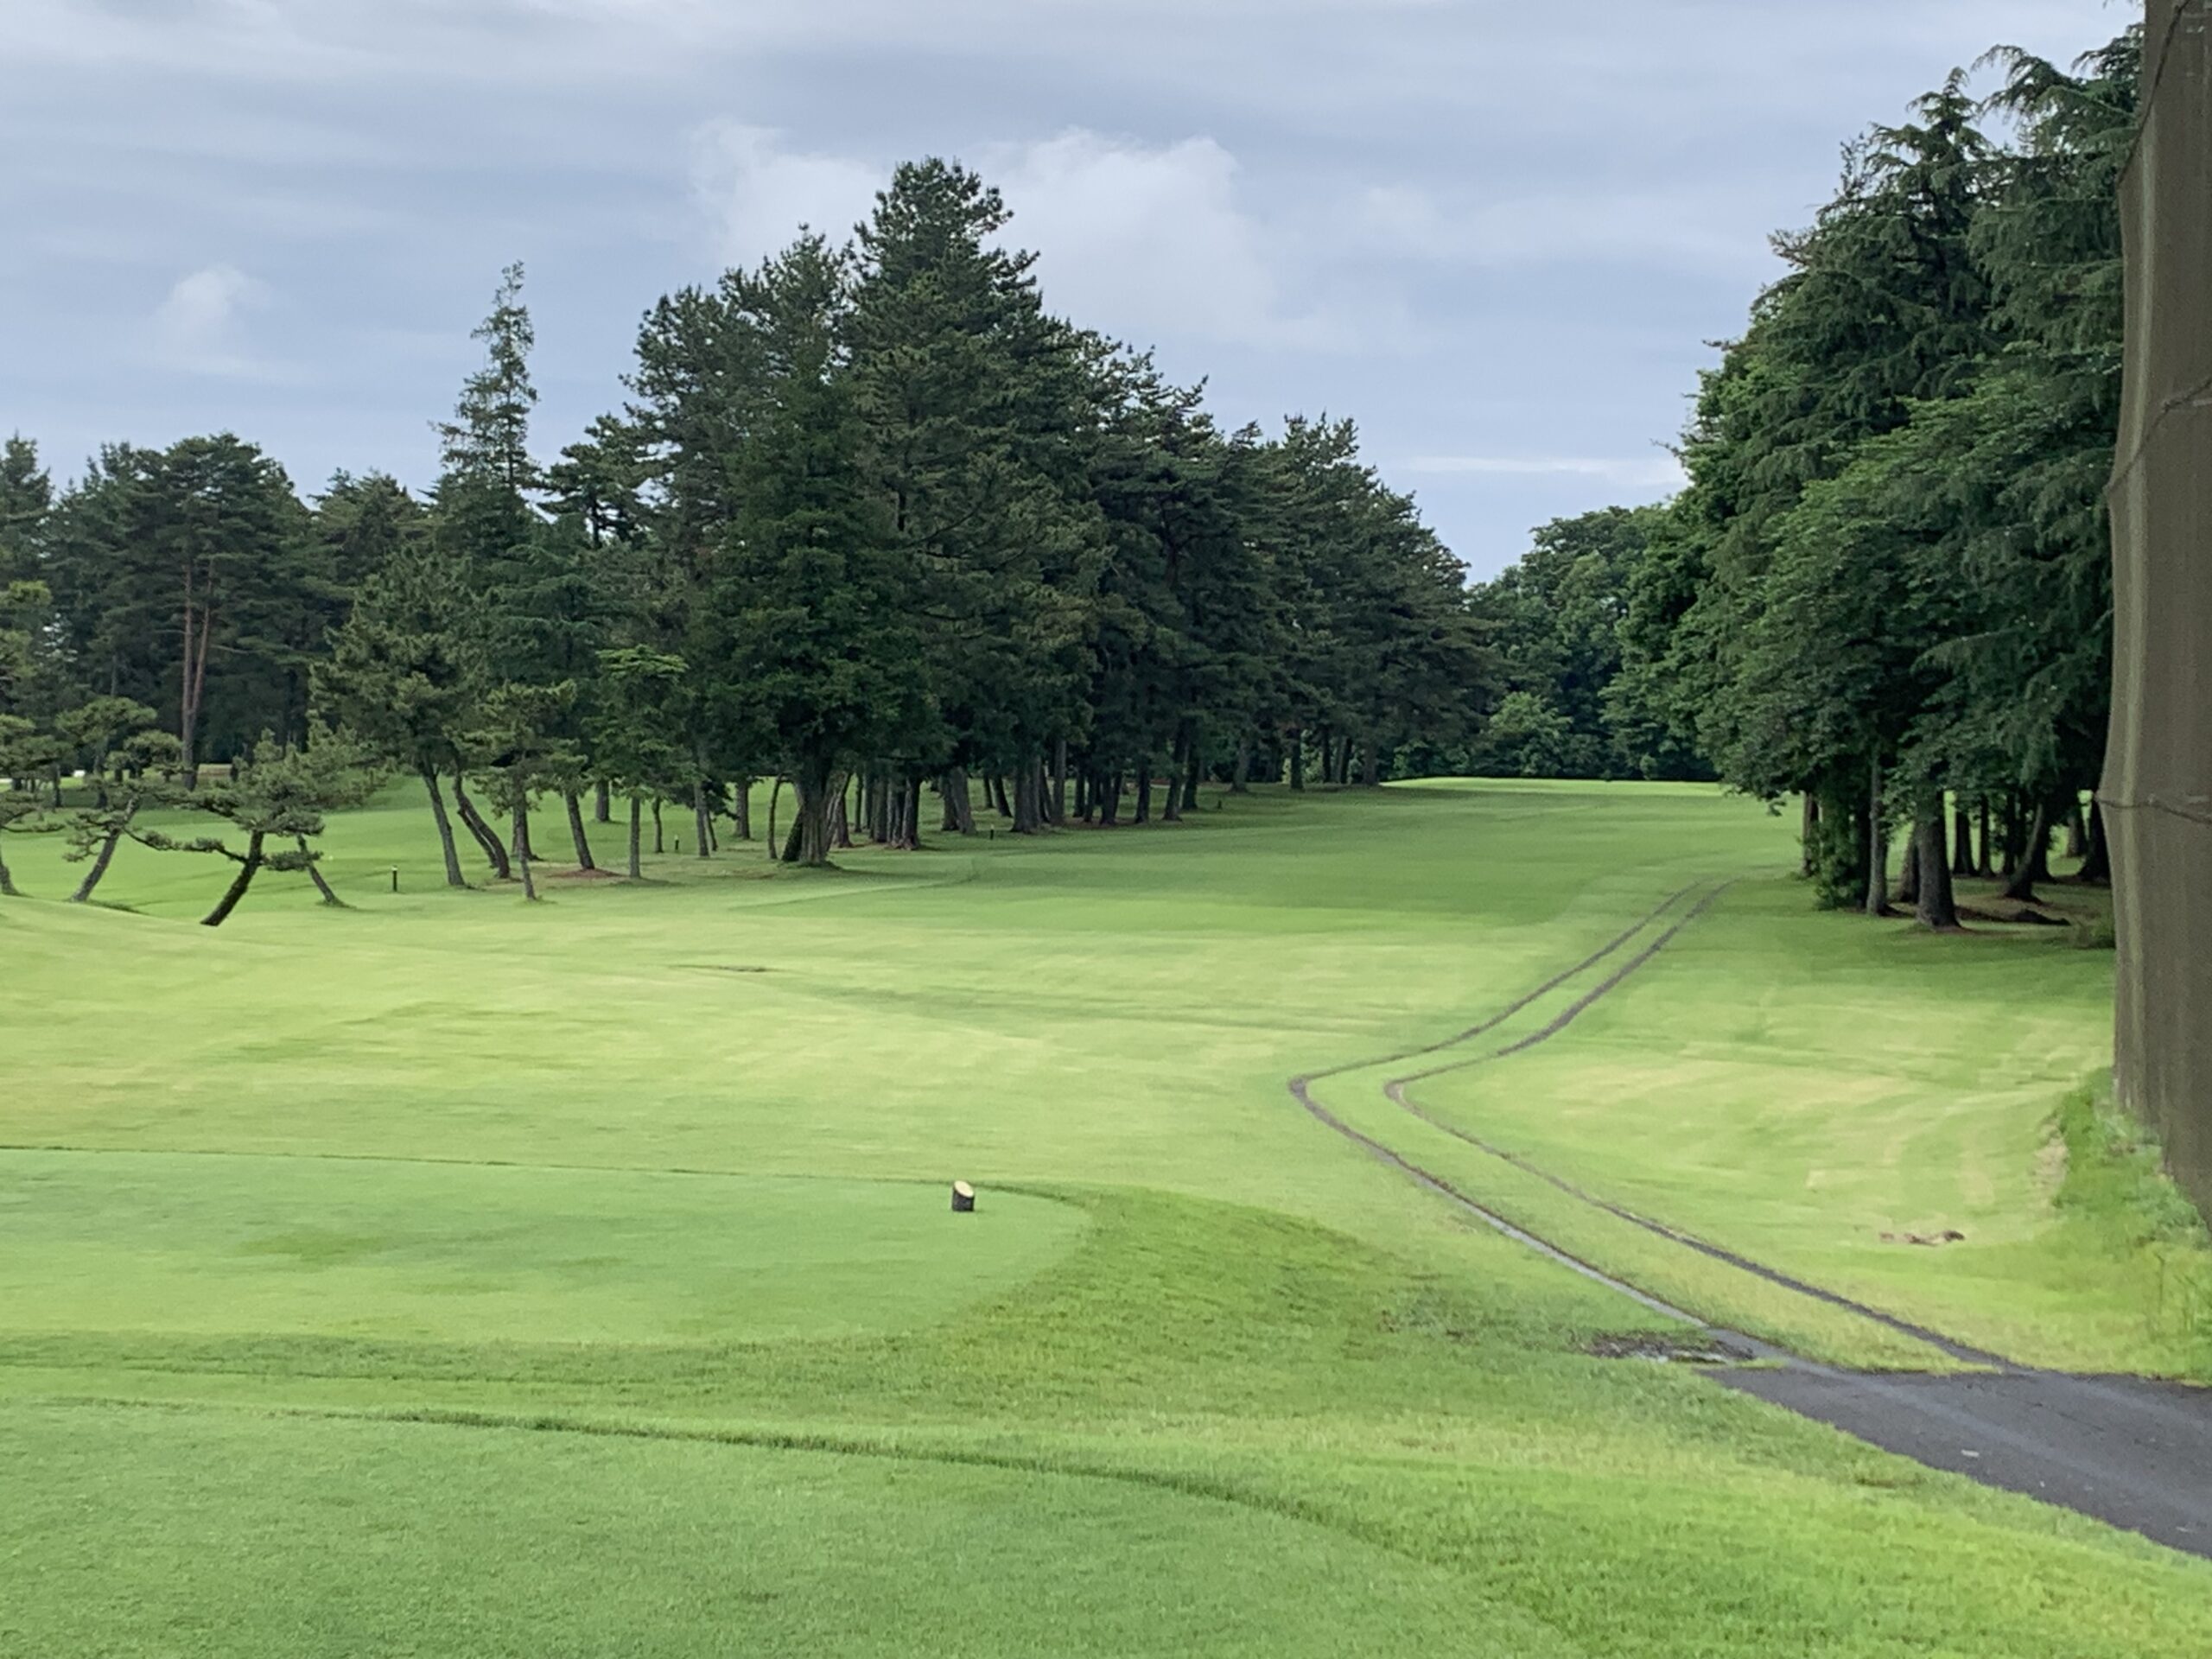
top-left (1469, 29), bottom-right (2134, 928)
top-left (0, 160), bottom-right (1493, 917)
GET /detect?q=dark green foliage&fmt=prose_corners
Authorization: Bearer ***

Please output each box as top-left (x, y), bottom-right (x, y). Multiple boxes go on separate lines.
top-left (1612, 31), bottom-right (2138, 918)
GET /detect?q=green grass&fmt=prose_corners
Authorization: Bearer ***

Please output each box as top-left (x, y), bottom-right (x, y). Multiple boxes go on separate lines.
top-left (1, 778), bottom-right (2208, 1655)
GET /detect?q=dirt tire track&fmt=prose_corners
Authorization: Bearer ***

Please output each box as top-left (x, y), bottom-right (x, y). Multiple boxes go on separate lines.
top-left (1288, 881), bottom-right (2212, 1559)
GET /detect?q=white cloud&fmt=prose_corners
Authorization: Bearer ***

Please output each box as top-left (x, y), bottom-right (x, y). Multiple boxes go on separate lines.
top-left (686, 124), bottom-right (1338, 352)
top-left (690, 122), bottom-right (883, 266)
top-left (1402, 454), bottom-right (1687, 491)
top-left (150, 263), bottom-right (276, 378)
top-left (988, 130), bottom-right (1335, 350)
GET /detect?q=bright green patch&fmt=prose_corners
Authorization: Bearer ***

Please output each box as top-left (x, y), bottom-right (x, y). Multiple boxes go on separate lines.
top-left (0, 1150), bottom-right (1081, 1343)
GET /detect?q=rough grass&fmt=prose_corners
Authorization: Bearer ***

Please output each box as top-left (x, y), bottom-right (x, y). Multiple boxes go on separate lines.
top-left (1, 778), bottom-right (2208, 1656)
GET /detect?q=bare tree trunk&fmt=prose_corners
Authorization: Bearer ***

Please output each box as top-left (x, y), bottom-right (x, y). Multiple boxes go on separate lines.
top-left (1952, 803), bottom-right (1975, 877)
top-left (1135, 760), bottom-right (1154, 823)
top-left (831, 779), bottom-right (852, 849)
top-left (941, 768), bottom-right (976, 834)
top-left (423, 769), bottom-right (467, 888)
top-left (1048, 737), bottom-right (1069, 825)
top-left (299, 836), bottom-right (345, 906)
top-left (1289, 728), bottom-right (1306, 791)
top-left (788, 767), bottom-right (836, 867)
top-left (70, 804), bottom-right (137, 903)
top-left (1012, 759), bottom-right (1043, 835)
top-left (564, 791), bottom-right (596, 871)
top-left (594, 779), bottom-right (611, 824)
top-left (202, 830), bottom-right (265, 927)
top-left (1181, 735), bottom-right (1203, 813)
top-left (2079, 798), bottom-right (2112, 885)
top-left (692, 779), bottom-right (712, 860)
top-left (1098, 772), bottom-right (1123, 826)
top-left (628, 794), bottom-right (643, 879)
top-left (991, 774), bottom-right (1013, 818)
top-left (452, 773), bottom-right (510, 879)
top-left (2003, 803), bottom-right (2052, 903)
top-left (2063, 798), bottom-right (2089, 861)
top-left (1864, 755), bottom-right (1890, 917)
top-left (766, 777), bottom-right (784, 855)
top-left (731, 777), bottom-right (753, 841)
top-left (1162, 734), bottom-right (1186, 823)
top-left (1801, 792), bottom-right (1820, 877)
top-left (652, 797), bottom-right (664, 855)
top-left (1896, 827), bottom-right (1922, 907)
top-left (1914, 815), bottom-right (1961, 930)
top-left (512, 803), bottom-right (538, 900)
top-left (1232, 738), bottom-right (1252, 793)
top-left (1976, 799), bottom-right (1995, 877)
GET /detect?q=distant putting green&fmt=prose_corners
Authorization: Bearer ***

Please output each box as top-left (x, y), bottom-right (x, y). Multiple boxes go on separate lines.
top-left (0, 1151), bottom-right (1079, 1344)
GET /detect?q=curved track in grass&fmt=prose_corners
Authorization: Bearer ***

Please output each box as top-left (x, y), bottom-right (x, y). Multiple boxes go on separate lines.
top-left (1289, 884), bottom-right (2212, 1559)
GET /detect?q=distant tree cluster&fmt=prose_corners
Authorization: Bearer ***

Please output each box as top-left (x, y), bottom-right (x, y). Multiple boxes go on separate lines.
top-left (0, 159), bottom-right (1495, 914)
top-left (1476, 29), bottom-right (2135, 925)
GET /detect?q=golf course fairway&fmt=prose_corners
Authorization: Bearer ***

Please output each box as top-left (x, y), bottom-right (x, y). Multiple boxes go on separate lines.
top-left (3, 779), bottom-right (2208, 1656)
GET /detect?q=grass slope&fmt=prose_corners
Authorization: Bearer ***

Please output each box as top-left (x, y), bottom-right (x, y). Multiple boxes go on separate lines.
top-left (2, 778), bottom-right (2208, 1656)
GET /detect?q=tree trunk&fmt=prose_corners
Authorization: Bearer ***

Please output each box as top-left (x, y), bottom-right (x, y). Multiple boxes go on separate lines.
top-left (594, 779), bottom-right (611, 824)
top-left (2078, 798), bottom-right (2112, 886)
top-left (766, 777), bottom-right (784, 855)
top-left (2003, 803), bottom-right (2051, 903)
top-left (789, 767), bottom-right (836, 867)
top-left (991, 773), bottom-right (1013, 819)
top-left (733, 777), bottom-right (753, 841)
top-left (1007, 757), bottom-right (1039, 835)
top-left (1801, 792), bottom-right (1820, 877)
top-left (423, 769), bottom-right (467, 888)
top-left (903, 774), bottom-right (924, 849)
top-left (1951, 804), bottom-right (1975, 878)
top-left (453, 772), bottom-right (511, 879)
top-left (1232, 739), bottom-right (1252, 793)
top-left (201, 830), bottom-right (265, 927)
top-left (1864, 755), bottom-right (1890, 917)
top-left (298, 836), bottom-right (345, 906)
top-left (692, 780), bottom-right (712, 860)
top-left (70, 804), bottom-right (137, 903)
top-left (564, 791), bottom-right (596, 871)
top-left (628, 794), bottom-right (643, 880)
top-left (1896, 830), bottom-right (1922, 908)
top-left (1135, 760), bottom-right (1154, 823)
top-left (831, 780), bottom-right (852, 849)
top-left (1099, 772), bottom-right (1123, 826)
top-left (512, 802), bottom-right (538, 900)
top-left (1180, 739), bottom-right (1203, 812)
top-left (1914, 814), bottom-right (1961, 931)
top-left (652, 797), bottom-right (665, 855)
top-left (2063, 799), bottom-right (2089, 861)
top-left (1161, 734), bottom-right (1186, 823)
top-left (941, 768), bottom-right (976, 834)
top-left (1048, 738), bottom-right (1069, 825)
top-left (0, 841), bottom-right (16, 898)
top-left (1976, 799), bottom-right (1995, 877)
top-left (1360, 741), bottom-right (1381, 787)
top-left (1289, 728), bottom-right (1306, 791)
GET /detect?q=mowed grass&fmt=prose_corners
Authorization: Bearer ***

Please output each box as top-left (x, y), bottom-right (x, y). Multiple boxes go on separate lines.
top-left (2, 778), bottom-right (2209, 1656)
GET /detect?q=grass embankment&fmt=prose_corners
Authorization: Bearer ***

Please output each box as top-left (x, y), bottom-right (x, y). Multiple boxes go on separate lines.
top-left (1, 779), bottom-right (2206, 1656)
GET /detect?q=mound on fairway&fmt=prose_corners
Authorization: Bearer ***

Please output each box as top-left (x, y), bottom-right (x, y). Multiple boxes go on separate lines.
top-left (1, 1151), bottom-right (1080, 1344)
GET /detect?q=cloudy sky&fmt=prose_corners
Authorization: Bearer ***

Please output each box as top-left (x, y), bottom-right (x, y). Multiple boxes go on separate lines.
top-left (3, 0), bottom-right (2124, 577)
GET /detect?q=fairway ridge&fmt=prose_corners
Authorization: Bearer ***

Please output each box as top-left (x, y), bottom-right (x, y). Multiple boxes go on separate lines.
top-left (1295, 882), bottom-right (2212, 1558)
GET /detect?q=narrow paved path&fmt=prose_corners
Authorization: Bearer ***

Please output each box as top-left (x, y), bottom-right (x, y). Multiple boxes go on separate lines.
top-left (1291, 887), bottom-right (2212, 1559)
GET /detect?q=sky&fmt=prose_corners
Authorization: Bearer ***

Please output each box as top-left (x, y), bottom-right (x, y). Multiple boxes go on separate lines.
top-left (1, 0), bottom-right (2126, 579)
